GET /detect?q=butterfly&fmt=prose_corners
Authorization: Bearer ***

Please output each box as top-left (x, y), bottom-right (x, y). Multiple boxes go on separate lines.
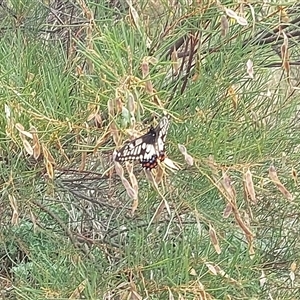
top-left (113, 116), bottom-right (170, 170)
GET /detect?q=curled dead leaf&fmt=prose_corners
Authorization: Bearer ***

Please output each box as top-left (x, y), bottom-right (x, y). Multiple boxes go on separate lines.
top-left (225, 8), bottom-right (237, 18)
top-left (154, 163), bottom-right (164, 184)
top-left (222, 171), bottom-right (236, 203)
top-left (206, 262), bottom-right (218, 275)
top-left (141, 58), bottom-right (149, 78)
top-left (234, 209), bottom-right (254, 237)
top-left (114, 160), bottom-right (139, 207)
top-left (15, 123), bottom-right (33, 139)
top-left (110, 122), bottom-right (120, 146)
top-left (123, 177), bottom-right (137, 199)
top-left (126, 0), bottom-right (140, 30)
top-left (281, 31), bottom-right (290, 74)
top-left (209, 224), bottom-right (221, 254)
top-left (30, 126), bottom-right (41, 160)
top-left (42, 144), bottom-right (55, 165)
top-left (127, 162), bottom-right (138, 194)
top-left (291, 261), bottom-right (297, 272)
top-left (236, 16), bottom-right (248, 26)
top-left (225, 8), bottom-right (248, 26)
top-left (178, 144), bottom-right (194, 166)
top-left (115, 97), bottom-right (123, 114)
top-left (141, 59), bottom-right (153, 94)
top-left (107, 99), bottom-right (115, 117)
top-left (244, 169), bottom-right (257, 204)
top-left (127, 92), bottom-right (136, 115)
top-left (246, 59), bottom-right (254, 79)
top-left (45, 161), bottom-right (54, 179)
top-left (223, 203), bottom-right (232, 218)
top-left (22, 139), bottom-right (33, 156)
top-left (114, 160), bottom-right (124, 177)
top-left (164, 157), bottom-right (179, 171)
top-left (221, 15), bottom-right (229, 36)
top-left (269, 165), bottom-right (293, 201)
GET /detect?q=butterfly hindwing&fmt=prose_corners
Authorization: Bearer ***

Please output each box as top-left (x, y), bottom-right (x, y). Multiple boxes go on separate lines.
top-left (114, 116), bottom-right (170, 169)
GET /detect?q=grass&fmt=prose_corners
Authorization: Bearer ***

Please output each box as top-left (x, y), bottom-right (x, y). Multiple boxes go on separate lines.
top-left (1, 0), bottom-right (300, 299)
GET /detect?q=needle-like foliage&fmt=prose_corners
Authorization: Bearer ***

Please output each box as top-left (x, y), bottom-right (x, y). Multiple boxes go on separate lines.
top-left (1, 1), bottom-right (300, 299)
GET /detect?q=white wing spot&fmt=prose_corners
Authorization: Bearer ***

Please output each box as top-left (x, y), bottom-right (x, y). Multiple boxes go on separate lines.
top-left (135, 138), bottom-right (143, 146)
top-left (146, 144), bottom-right (153, 153)
top-left (157, 138), bottom-right (164, 151)
top-left (134, 145), bottom-right (141, 155)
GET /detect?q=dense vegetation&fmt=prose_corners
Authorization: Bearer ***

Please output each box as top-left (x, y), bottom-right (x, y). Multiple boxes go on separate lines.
top-left (1, 1), bottom-right (300, 299)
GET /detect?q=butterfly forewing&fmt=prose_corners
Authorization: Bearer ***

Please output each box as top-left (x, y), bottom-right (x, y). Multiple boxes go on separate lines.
top-left (114, 116), bottom-right (170, 169)
top-left (155, 116), bottom-right (170, 152)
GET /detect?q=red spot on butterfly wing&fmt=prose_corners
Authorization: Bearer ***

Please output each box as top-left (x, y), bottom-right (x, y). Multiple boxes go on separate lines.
top-left (142, 162), bottom-right (157, 170)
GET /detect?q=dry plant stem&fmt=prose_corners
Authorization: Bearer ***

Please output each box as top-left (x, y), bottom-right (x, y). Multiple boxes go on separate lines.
top-left (147, 170), bottom-right (171, 229)
top-left (31, 200), bottom-right (92, 258)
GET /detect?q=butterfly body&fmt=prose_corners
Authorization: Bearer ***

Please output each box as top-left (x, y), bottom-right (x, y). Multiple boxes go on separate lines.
top-left (114, 116), bottom-right (170, 170)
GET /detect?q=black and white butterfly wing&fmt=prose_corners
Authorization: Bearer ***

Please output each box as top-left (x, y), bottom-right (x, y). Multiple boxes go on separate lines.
top-left (113, 116), bottom-right (170, 170)
top-left (155, 115), bottom-right (169, 150)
